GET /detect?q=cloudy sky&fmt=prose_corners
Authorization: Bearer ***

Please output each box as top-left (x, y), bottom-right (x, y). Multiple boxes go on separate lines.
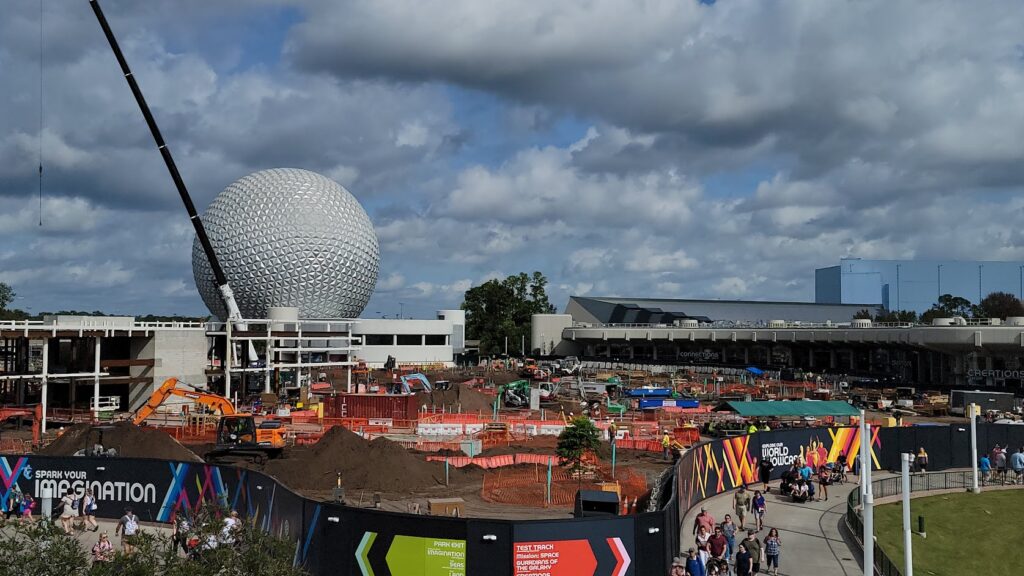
top-left (3, 0), bottom-right (1024, 319)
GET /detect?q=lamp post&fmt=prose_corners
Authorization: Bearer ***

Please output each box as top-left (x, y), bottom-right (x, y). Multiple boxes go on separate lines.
top-left (861, 410), bottom-right (874, 576)
top-left (895, 264), bottom-right (901, 311)
top-left (970, 402), bottom-right (980, 493)
top-left (901, 453), bottom-right (914, 576)
top-left (978, 265), bottom-right (983, 302)
top-left (937, 264), bottom-right (943, 299)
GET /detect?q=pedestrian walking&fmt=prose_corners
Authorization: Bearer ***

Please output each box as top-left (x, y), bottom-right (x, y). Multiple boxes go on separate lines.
top-left (751, 490), bottom-right (766, 532)
top-left (721, 515), bottom-right (737, 559)
top-left (735, 543), bottom-right (754, 576)
top-left (916, 447), bottom-right (929, 473)
top-left (695, 525), bottom-right (711, 548)
top-left (81, 488), bottom-right (99, 532)
top-left (993, 445), bottom-right (1008, 484)
top-left (4, 485), bottom-right (23, 522)
top-left (758, 458), bottom-right (773, 492)
top-left (1010, 447), bottom-right (1024, 484)
top-left (708, 526), bottom-right (728, 564)
top-left (671, 556), bottom-right (687, 576)
top-left (685, 547), bottom-right (706, 576)
top-left (116, 507), bottom-right (140, 554)
top-left (173, 513), bottom-right (192, 554)
top-left (763, 528), bottom-right (781, 576)
top-left (58, 490), bottom-right (77, 535)
top-left (19, 492), bottom-right (35, 523)
top-left (733, 485), bottom-right (752, 530)
top-left (693, 506), bottom-right (716, 535)
top-left (741, 530), bottom-right (762, 575)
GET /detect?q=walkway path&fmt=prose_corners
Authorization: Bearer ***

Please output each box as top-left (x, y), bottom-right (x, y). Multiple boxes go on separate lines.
top-left (680, 477), bottom-right (868, 576)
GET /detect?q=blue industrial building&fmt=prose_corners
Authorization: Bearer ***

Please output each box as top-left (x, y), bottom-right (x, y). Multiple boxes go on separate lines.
top-left (816, 258), bottom-right (1024, 313)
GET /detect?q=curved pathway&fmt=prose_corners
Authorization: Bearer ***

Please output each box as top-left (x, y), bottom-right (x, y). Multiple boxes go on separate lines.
top-left (680, 477), bottom-right (867, 575)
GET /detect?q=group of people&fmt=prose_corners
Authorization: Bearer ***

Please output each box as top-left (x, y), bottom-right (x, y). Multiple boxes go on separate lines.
top-left (776, 456), bottom-right (847, 503)
top-left (90, 507), bottom-right (140, 563)
top-left (978, 444), bottom-right (1024, 485)
top-left (673, 488), bottom-right (782, 576)
top-left (1, 485), bottom-right (36, 523)
top-left (171, 510), bottom-right (243, 559)
top-left (58, 488), bottom-right (100, 534)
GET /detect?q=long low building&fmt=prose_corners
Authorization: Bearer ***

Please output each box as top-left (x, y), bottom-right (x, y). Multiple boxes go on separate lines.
top-left (533, 297), bottom-right (1024, 390)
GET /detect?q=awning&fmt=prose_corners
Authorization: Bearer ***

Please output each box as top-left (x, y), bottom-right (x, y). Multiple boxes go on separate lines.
top-left (713, 400), bottom-right (860, 418)
top-left (745, 367), bottom-right (764, 375)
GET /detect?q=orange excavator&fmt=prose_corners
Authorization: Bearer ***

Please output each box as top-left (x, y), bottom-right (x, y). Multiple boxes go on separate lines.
top-left (134, 378), bottom-right (286, 463)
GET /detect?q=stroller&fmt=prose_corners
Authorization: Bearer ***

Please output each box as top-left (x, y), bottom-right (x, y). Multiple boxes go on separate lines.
top-left (822, 462), bottom-right (844, 485)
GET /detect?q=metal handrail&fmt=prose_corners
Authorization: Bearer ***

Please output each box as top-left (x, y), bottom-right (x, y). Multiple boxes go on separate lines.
top-left (846, 470), bottom-right (978, 576)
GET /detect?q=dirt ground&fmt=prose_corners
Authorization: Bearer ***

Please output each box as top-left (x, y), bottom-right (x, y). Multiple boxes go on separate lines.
top-left (39, 422), bottom-right (203, 462)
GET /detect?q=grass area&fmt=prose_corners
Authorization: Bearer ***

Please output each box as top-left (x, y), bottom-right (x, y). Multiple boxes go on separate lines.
top-left (874, 490), bottom-right (1024, 575)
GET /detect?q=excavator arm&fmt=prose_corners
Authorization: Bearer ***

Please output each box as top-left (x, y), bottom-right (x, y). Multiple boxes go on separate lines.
top-left (133, 377), bottom-right (235, 425)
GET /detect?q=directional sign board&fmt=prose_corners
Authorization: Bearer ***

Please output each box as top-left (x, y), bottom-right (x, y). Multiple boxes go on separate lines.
top-left (512, 519), bottom-right (634, 576)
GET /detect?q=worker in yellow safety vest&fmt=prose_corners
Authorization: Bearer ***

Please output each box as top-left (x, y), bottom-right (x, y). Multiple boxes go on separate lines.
top-left (747, 421), bottom-right (759, 434)
top-left (662, 431), bottom-right (672, 461)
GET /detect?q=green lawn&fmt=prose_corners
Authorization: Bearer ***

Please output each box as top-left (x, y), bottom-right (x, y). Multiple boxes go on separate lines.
top-left (874, 490), bottom-right (1024, 575)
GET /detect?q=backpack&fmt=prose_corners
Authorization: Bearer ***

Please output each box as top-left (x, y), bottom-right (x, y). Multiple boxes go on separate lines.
top-left (122, 514), bottom-right (139, 535)
top-left (71, 496), bottom-right (80, 511)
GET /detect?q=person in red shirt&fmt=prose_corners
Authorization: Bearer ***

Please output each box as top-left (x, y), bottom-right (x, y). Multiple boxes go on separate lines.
top-left (692, 506), bottom-right (716, 535)
top-left (708, 526), bottom-right (729, 561)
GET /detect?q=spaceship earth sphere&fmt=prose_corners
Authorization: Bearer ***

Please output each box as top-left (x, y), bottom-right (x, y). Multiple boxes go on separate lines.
top-left (192, 168), bottom-right (380, 319)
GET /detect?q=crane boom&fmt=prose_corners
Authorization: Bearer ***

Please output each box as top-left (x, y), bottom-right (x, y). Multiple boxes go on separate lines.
top-left (88, 0), bottom-right (244, 322)
top-left (133, 377), bottom-right (236, 425)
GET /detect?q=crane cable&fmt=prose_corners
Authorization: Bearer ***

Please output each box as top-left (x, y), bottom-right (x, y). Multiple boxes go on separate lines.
top-left (38, 0), bottom-right (43, 227)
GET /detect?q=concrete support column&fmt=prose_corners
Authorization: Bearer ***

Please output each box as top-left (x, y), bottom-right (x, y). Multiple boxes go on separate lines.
top-left (41, 340), bottom-right (49, 433)
top-left (829, 349), bottom-right (837, 370)
top-left (743, 347), bottom-right (750, 364)
top-left (93, 337), bottom-right (101, 421)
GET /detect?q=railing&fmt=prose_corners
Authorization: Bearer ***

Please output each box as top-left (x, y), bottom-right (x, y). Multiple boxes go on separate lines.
top-left (846, 470), bottom-right (977, 576)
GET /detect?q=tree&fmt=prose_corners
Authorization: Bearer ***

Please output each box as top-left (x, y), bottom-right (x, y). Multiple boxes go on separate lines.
top-left (976, 291), bottom-right (1024, 319)
top-left (920, 293), bottom-right (976, 323)
top-left (556, 416), bottom-right (602, 487)
top-left (461, 271), bottom-right (556, 356)
top-left (874, 309), bottom-right (918, 324)
top-left (853, 309), bottom-right (873, 320)
top-left (0, 505), bottom-right (308, 576)
top-left (0, 282), bottom-right (13, 311)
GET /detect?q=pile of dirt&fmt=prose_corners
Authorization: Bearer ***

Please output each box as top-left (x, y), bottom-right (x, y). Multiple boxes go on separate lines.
top-left (416, 381), bottom-right (496, 414)
top-left (264, 426), bottom-right (457, 492)
top-left (40, 422), bottom-right (203, 462)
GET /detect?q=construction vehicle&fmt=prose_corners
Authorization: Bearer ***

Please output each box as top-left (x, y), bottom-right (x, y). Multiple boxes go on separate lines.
top-left (0, 404), bottom-right (43, 448)
top-left (133, 378), bottom-right (285, 463)
top-left (498, 380), bottom-right (533, 408)
top-left (391, 373), bottom-right (432, 394)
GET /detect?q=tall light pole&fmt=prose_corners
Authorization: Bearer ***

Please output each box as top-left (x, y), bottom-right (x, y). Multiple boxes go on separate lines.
top-left (861, 410), bottom-right (874, 576)
top-left (978, 265), bottom-right (984, 302)
top-left (1018, 266), bottom-right (1023, 301)
top-left (970, 402), bottom-right (980, 493)
top-left (937, 264), bottom-right (943, 300)
top-left (901, 453), bottom-right (914, 576)
top-left (895, 264), bottom-right (901, 311)
top-left (399, 302), bottom-right (405, 319)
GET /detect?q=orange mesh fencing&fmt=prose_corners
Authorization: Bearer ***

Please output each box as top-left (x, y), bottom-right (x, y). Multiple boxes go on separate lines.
top-left (481, 463), bottom-right (648, 509)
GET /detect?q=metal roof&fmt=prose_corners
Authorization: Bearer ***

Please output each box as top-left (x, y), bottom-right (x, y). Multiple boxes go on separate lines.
top-left (714, 400), bottom-right (861, 417)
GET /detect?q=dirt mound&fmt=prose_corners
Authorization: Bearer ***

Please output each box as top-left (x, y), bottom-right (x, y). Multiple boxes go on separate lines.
top-left (264, 426), bottom-right (452, 492)
top-left (40, 422), bottom-right (202, 462)
top-left (416, 381), bottom-right (495, 414)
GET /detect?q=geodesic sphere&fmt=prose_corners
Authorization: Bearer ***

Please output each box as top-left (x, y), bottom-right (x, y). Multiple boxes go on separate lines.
top-left (192, 168), bottom-right (379, 320)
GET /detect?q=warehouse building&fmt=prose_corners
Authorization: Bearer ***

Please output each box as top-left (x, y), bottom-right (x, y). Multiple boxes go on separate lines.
top-left (815, 258), bottom-right (1024, 313)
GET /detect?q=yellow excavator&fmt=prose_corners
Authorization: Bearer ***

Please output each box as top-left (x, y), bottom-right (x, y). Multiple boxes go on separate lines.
top-left (134, 378), bottom-right (286, 464)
